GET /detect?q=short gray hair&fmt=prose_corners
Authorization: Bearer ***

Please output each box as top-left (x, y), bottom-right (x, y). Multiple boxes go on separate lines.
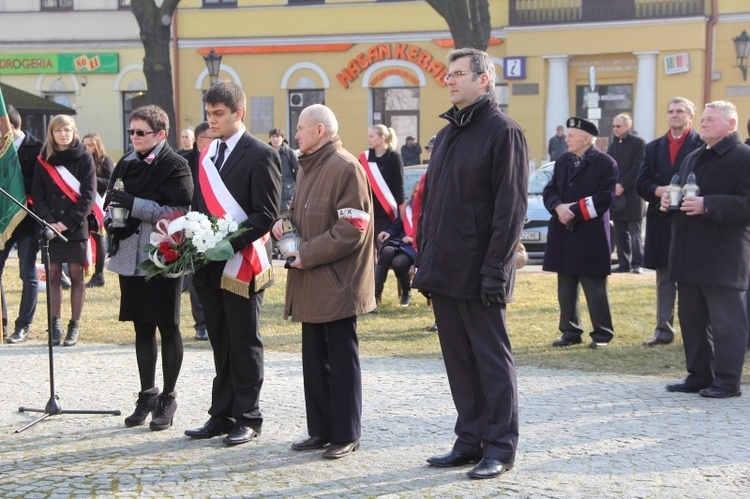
top-left (705, 100), bottom-right (739, 129)
top-left (447, 48), bottom-right (496, 93)
top-left (667, 96), bottom-right (696, 117)
top-left (613, 114), bottom-right (632, 127)
top-left (304, 104), bottom-right (338, 137)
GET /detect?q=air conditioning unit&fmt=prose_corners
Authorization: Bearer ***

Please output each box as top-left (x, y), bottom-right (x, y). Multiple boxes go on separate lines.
top-left (289, 93), bottom-right (304, 107)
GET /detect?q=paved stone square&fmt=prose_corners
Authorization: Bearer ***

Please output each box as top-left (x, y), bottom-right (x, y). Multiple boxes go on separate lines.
top-left (1, 341), bottom-right (748, 497)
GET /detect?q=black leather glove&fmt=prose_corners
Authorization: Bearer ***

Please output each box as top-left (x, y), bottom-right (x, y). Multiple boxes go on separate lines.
top-left (110, 189), bottom-right (135, 210)
top-left (480, 275), bottom-right (507, 306)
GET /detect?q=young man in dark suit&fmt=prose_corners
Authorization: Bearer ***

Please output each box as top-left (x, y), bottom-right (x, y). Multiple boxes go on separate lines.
top-left (185, 82), bottom-right (281, 446)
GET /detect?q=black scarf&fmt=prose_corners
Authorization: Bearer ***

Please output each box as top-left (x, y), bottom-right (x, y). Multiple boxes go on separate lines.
top-left (106, 142), bottom-right (193, 254)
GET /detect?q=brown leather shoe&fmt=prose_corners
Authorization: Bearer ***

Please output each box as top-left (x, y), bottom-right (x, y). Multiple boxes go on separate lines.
top-left (292, 435), bottom-right (331, 451)
top-left (643, 336), bottom-right (673, 347)
top-left (322, 439), bottom-right (359, 459)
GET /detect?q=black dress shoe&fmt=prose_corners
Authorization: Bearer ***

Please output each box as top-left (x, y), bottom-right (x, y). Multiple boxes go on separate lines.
top-left (588, 341), bottom-right (608, 349)
top-left (467, 458), bottom-right (513, 479)
top-left (698, 386), bottom-right (742, 399)
top-left (426, 449), bottom-right (481, 467)
top-left (611, 266), bottom-right (631, 273)
top-left (292, 435), bottom-right (331, 451)
top-left (194, 328), bottom-right (209, 341)
top-left (322, 440), bottom-right (359, 459)
top-left (223, 424), bottom-right (259, 446)
top-left (552, 337), bottom-right (582, 347)
top-left (643, 336), bottom-right (672, 347)
top-left (6, 327), bottom-right (29, 344)
top-left (184, 417), bottom-right (234, 439)
top-left (665, 380), bottom-right (704, 393)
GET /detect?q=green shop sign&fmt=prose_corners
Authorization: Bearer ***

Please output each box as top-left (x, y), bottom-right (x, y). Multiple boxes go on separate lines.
top-left (0, 53), bottom-right (119, 74)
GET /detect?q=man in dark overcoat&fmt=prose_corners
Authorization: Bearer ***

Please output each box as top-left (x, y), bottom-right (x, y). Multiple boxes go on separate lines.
top-left (636, 97), bottom-right (702, 347)
top-left (661, 100), bottom-right (750, 399)
top-left (413, 48), bottom-right (528, 480)
top-left (543, 117), bottom-right (617, 348)
top-left (607, 114), bottom-right (646, 273)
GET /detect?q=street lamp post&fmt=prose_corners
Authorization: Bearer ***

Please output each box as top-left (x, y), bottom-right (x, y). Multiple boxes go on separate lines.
top-left (733, 30), bottom-right (750, 81)
top-left (203, 49), bottom-right (222, 86)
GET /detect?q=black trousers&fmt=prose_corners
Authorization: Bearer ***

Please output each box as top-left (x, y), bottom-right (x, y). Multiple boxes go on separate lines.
top-left (678, 283), bottom-right (748, 392)
top-left (196, 285), bottom-right (265, 431)
top-left (557, 273), bottom-right (614, 343)
top-left (301, 316), bottom-right (361, 445)
top-left (431, 294), bottom-right (518, 463)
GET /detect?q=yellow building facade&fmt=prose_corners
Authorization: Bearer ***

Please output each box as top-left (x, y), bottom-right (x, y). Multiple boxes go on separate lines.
top-left (0, 1), bottom-right (748, 161)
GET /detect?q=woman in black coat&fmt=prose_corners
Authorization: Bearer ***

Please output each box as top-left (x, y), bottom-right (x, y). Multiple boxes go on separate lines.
top-left (32, 114), bottom-right (97, 347)
top-left (105, 105), bottom-right (193, 432)
top-left (366, 124), bottom-right (404, 237)
top-left (82, 133), bottom-right (114, 288)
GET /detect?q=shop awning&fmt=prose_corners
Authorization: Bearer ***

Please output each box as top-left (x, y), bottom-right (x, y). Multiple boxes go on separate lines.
top-left (0, 82), bottom-right (76, 115)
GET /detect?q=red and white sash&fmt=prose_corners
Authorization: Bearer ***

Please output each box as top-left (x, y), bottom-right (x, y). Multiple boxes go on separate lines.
top-left (400, 201), bottom-right (414, 240)
top-left (38, 156), bottom-right (103, 268)
top-left (198, 142), bottom-right (272, 297)
top-left (358, 151), bottom-right (397, 222)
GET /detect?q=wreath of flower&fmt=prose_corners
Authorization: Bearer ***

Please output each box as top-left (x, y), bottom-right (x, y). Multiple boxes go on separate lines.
top-left (139, 211), bottom-right (243, 280)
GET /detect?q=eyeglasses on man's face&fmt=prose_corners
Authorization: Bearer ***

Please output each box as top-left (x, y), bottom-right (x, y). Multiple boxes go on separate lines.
top-left (127, 129), bottom-right (158, 137)
top-left (52, 128), bottom-right (74, 135)
top-left (443, 71), bottom-right (483, 82)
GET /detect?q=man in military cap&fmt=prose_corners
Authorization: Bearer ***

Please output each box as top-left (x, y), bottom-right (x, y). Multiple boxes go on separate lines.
top-left (543, 117), bottom-right (618, 349)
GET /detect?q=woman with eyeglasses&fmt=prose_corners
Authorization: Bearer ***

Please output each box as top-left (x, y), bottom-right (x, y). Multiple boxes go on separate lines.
top-left (82, 133), bottom-right (114, 288)
top-left (31, 114), bottom-right (97, 348)
top-left (104, 105), bottom-right (193, 432)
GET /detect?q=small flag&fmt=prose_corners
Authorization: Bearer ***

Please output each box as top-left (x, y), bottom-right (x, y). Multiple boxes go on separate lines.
top-left (0, 87), bottom-right (28, 249)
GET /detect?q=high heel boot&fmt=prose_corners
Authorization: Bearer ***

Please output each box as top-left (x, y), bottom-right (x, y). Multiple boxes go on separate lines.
top-left (63, 320), bottom-right (80, 346)
top-left (149, 391), bottom-right (177, 431)
top-left (124, 387), bottom-right (159, 427)
top-left (374, 265), bottom-right (389, 305)
top-left (51, 317), bottom-right (64, 346)
top-left (398, 273), bottom-right (412, 307)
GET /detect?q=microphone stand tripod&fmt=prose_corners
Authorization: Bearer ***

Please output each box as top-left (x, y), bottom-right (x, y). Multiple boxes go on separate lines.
top-left (0, 187), bottom-right (121, 433)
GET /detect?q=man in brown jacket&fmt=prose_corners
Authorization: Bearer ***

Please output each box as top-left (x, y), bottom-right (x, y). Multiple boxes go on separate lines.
top-left (272, 104), bottom-right (375, 459)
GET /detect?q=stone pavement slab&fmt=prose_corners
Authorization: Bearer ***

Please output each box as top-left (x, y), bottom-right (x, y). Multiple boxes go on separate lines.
top-left (1, 342), bottom-right (748, 497)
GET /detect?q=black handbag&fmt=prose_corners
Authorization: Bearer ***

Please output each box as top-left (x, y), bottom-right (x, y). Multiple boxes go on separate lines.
top-left (87, 212), bottom-right (99, 233)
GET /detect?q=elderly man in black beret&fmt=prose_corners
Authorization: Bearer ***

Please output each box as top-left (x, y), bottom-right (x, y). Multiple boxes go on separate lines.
top-left (543, 117), bottom-right (618, 349)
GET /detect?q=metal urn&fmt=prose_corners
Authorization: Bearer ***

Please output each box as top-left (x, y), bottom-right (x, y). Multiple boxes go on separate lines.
top-left (277, 219), bottom-right (302, 269)
top-left (108, 177), bottom-right (130, 228)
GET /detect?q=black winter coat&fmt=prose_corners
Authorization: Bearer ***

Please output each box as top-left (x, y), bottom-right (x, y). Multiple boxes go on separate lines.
top-left (32, 140), bottom-right (96, 242)
top-left (367, 147), bottom-right (404, 223)
top-left (667, 132), bottom-right (750, 290)
top-left (607, 132), bottom-right (646, 221)
top-left (542, 146), bottom-right (617, 276)
top-left (413, 93), bottom-right (528, 301)
top-left (636, 128), bottom-right (703, 269)
top-left (17, 132), bottom-right (42, 195)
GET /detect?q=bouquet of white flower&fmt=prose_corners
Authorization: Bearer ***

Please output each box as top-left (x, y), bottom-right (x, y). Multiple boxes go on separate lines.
top-left (139, 211), bottom-right (245, 280)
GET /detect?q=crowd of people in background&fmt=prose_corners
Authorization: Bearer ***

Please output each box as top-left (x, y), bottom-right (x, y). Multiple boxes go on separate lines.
top-left (2, 46), bottom-right (749, 481)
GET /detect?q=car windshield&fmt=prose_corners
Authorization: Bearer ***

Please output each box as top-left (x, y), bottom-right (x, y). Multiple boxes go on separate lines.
top-left (528, 167), bottom-right (552, 195)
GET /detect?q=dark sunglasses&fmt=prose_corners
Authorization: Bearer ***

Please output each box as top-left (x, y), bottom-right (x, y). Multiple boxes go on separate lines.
top-left (127, 129), bottom-right (158, 137)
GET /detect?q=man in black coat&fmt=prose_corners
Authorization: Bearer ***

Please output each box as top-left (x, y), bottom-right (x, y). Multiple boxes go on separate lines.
top-left (636, 97), bottom-right (702, 347)
top-left (186, 82), bottom-right (281, 445)
top-left (543, 117), bottom-right (617, 349)
top-left (607, 114), bottom-right (646, 273)
top-left (413, 48), bottom-right (528, 480)
top-left (661, 100), bottom-right (750, 399)
top-left (2, 105), bottom-right (42, 344)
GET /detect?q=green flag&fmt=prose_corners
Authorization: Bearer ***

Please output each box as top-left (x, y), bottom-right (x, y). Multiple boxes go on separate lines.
top-left (0, 87), bottom-right (27, 249)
